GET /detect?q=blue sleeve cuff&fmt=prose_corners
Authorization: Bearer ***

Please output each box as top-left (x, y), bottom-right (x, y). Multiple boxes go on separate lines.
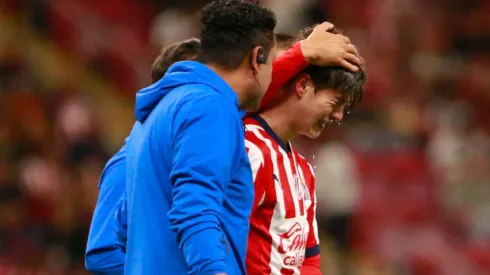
top-left (85, 248), bottom-right (125, 275)
top-left (199, 262), bottom-right (228, 275)
top-left (181, 225), bottom-right (228, 274)
top-left (305, 245), bottom-right (320, 258)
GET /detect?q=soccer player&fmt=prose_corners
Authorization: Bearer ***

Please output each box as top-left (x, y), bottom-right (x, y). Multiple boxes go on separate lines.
top-left (85, 11), bottom-right (361, 275)
top-left (244, 26), bottom-right (367, 275)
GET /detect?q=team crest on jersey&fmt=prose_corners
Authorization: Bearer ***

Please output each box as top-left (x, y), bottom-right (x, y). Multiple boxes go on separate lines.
top-left (294, 174), bottom-right (311, 202)
top-left (302, 182), bottom-right (311, 201)
top-left (293, 175), bottom-right (303, 200)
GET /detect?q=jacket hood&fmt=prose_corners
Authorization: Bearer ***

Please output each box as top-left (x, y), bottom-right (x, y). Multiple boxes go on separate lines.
top-left (134, 61), bottom-right (238, 122)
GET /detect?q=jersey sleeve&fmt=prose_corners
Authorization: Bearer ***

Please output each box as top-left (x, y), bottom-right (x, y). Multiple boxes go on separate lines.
top-left (300, 160), bottom-right (321, 274)
top-left (303, 161), bottom-right (320, 257)
top-left (299, 254), bottom-right (322, 275)
top-left (258, 42), bottom-right (308, 110)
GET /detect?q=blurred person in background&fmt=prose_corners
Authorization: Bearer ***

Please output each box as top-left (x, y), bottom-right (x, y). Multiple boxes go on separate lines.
top-left (313, 129), bottom-right (361, 275)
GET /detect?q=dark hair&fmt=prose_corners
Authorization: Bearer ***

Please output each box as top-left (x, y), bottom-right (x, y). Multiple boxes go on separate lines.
top-left (293, 25), bottom-right (367, 112)
top-left (198, 0), bottom-right (277, 69)
top-left (274, 33), bottom-right (294, 51)
top-left (151, 38), bottom-right (201, 83)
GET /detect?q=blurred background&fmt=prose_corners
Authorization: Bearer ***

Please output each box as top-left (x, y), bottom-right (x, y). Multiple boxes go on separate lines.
top-left (1, 0), bottom-right (490, 274)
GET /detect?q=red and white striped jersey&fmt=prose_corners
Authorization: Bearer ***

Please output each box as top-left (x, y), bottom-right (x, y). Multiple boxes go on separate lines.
top-left (244, 115), bottom-right (320, 275)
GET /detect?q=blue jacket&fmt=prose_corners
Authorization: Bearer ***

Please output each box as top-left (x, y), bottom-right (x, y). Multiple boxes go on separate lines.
top-left (85, 142), bottom-right (127, 274)
top-left (124, 61), bottom-right (253, 275)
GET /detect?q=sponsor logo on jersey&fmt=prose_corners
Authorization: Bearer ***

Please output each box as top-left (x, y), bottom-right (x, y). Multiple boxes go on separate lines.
top-left (277, 222), bottom-right (308, 267)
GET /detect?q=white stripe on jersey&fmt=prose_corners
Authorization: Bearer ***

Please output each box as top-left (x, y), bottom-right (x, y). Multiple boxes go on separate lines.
top-left (245, 139), bottom-right (264, 182)
top-left (278, 147), bottom-right (302, 217)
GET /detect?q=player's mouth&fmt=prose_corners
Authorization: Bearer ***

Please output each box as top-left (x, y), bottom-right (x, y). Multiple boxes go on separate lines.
top-left (315, 120), bottom-right (326, 131)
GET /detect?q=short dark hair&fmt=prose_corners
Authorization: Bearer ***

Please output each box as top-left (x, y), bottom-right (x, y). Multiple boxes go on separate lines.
top-left (151, 38), bottom-right (201, 83)
top-left (274, 33), bottom-right (294, 51)
top-left (293, 25), bottom-right (367, 112)
top-left (198, 0), bottom-right (277, 69)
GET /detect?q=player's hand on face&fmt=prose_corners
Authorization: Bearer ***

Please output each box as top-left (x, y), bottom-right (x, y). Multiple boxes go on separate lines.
top-left (300, 22), bottom-right (362, 72)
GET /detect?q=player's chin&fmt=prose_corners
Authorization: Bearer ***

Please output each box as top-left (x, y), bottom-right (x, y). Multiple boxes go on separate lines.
top-left (307, 127), bottom-right (322, 139)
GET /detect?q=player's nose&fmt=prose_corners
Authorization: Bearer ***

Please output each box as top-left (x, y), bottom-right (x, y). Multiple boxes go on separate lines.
top-left (330, 106), bottom-right (344, 122)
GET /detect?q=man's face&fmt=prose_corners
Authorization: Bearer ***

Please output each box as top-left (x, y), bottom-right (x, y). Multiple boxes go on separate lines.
top-left (296, 84), bottom-right (345, 139)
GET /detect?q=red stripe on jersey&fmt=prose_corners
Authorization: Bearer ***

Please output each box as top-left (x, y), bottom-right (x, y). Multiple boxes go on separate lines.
top-left (245, 129), bottom-right (275, 274)
top-left (281, 267), bottom-right (295, 274)
top-left (243, 117), bottom-right (261, 128)
top-left (270, 141), bottom-right (296, 219)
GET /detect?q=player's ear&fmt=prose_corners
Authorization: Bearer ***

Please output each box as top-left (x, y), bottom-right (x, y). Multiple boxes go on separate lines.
top-left (294, 73), bottom-right (313, 98)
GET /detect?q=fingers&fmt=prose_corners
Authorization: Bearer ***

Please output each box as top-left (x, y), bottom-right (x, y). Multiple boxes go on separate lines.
top-left (341, 35), bottom-right (351, 44)
top-left (344, 53), bottom-right (362, 67)
top-left (343, 43), bottom-right (359, 56)
top-left (329, 34), bottom-right (352, 46)
top-left (339, 60), bottom-right (359, 72)
top-left (313, 21), bottom-right (335, 33)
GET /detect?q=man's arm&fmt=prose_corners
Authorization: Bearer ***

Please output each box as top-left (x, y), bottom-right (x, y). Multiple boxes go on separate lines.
top-left (259, 22), bottom-right (361, 110)
top-left (114, 194), bottom-right (127, 252)
top-left (167, 94), bottom-right (240, 275)
top-left (258, 42), bottom-right (309, 110)
top-left (85, 162), bottom-right (127, 275)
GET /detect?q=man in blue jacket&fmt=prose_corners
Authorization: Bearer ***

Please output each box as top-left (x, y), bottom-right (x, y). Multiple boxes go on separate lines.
top-left (124, 1), bottom-right (277, 274)
top-left (85, 39), bottom-right (201, 275)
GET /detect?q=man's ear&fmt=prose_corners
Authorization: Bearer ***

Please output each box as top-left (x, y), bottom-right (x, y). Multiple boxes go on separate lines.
top-left (250, 46), bottom-right (263, 74)
top-left (294, 73), bottom-right (313, 98)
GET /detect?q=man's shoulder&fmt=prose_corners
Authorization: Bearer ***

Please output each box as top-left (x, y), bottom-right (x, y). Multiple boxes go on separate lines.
top-left (175, 83), bottom-right (230, 101)
top-left (99, 143), bottom-right (128, 189)
top-left (171, 84), bottom-right (237, 116)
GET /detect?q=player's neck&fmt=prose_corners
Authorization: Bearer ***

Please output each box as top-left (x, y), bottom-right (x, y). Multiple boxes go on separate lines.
top-left (206, 64), bottom-right (250, 107)
top-left (259, 106), bottom-right (297, 144)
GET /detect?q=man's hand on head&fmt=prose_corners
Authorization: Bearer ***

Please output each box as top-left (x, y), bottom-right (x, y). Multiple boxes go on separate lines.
top-left (300, 22), bottom-right (362, 72)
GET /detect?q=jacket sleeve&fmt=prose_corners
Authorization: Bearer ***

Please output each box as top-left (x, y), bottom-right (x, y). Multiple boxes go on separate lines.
top-left (85, 160), bottom-right (127, 275)
top-left (258, 42), bottom-right (308, 110)
top-left (167, 94), bottom-right (240, 275)
top-left (114, 194), bottom-right (127, 252)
